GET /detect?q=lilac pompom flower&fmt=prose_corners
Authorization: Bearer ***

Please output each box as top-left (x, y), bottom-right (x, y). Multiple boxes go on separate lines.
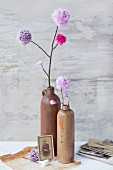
top-left (56, 75), bottom-right (71, 105)
top-left (17, 29), bottom-right (32, 45)
top-left (28, 148), bottom-right (39, 162)
top-left (56, 75), bottom-right (70, 90)
top-left (52, 8), bottom-right (70, 27)
top-left (63, 91), bottom-right (70, 98)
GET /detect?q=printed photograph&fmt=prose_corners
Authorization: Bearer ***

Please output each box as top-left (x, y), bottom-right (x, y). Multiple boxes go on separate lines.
top-left (38, 135), bottom-right (54, 161)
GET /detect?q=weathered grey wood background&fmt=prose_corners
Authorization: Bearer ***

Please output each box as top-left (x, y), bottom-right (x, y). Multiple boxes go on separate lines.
top-left (0, 0), bottom-right (113, 141)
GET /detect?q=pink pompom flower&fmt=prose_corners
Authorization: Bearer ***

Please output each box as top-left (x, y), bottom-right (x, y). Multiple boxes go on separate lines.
top-left (52, 8), bottom-right (70, 27)
top-left (17, 29), bottom-right (32, 45)
top-left (55, 34), bottom-right (66, 45)
top-left (56, 75), bottom-right (70, 90)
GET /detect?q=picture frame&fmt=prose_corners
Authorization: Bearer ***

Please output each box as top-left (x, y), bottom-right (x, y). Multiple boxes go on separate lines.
top-left (38, 135), bottom-right (54, 161)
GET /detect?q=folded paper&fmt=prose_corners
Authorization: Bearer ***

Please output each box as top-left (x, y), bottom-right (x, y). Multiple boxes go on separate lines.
top-left (0, 146), bottom-right (81, 170)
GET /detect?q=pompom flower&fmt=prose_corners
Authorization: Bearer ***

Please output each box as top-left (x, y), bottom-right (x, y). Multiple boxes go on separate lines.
top-left (17, 29), bottom-right (32, 45)
top-left (63, 91), bottom-right (70, 98)
top-left (28, 148), bottom-right (39, 162)
top-left (52, 8), bottom-right (70, 27)
top-left (36, 61), bottom-right (43, 69)
top-left (55, 34), bottom-right (66, 45)
top-left (50, 100), bottom-right (56, 105)
top-left (56, 75), bottom-right (70, 90)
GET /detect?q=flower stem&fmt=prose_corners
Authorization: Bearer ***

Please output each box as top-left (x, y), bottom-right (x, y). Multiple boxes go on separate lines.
top-left (67, 98), bottom-right (70, 106)
top-left (61, 89), bottom-right (64, 105)
top-left (42, 66), bottom-right (49, 77)
top-left (31, 41), bottom-right (50, 58)
top-left (52, 26), bottom-right (58, 48)
top-left (48, 26), bottom-right (58, 87)
top-left (53, 44), bottom-right (58, 50)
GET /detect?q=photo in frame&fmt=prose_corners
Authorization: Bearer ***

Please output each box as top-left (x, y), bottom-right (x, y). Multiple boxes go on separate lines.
top-left (38, 135), bottom-right (54, 161)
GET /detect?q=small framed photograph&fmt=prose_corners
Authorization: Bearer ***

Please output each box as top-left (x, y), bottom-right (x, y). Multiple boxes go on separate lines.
top-left (38, 135), bottom-right (54, 161)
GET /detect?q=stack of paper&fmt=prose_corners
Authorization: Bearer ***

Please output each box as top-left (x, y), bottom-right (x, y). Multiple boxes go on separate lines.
top-left (78, 138), bottom-right (113, 165)
top-left (0, 146), bottom-right (81, 170)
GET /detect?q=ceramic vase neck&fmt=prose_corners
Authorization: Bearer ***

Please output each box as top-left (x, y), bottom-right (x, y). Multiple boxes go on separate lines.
top-left (47, 86), bottom-right (54, 95)
top-left (62, 105), bottom-right (70, 111)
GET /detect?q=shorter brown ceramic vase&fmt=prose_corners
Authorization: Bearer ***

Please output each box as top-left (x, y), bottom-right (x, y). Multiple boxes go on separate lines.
top-left (57, 105), bottom-right (74, 164)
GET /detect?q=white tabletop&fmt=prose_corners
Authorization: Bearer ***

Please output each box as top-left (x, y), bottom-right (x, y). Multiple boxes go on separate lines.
top-left (0, 142), bottom-right (113, 170)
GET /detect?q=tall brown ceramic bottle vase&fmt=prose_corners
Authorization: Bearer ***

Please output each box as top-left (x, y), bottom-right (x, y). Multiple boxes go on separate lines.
top-left (41, 86), bottom-right (61, 156)
top-left (57, 105), bottom-right (74, 163)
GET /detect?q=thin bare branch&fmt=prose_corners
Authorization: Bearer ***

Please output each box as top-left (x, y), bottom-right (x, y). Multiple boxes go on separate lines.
top-left (31, 41), bottom-right (50, 58)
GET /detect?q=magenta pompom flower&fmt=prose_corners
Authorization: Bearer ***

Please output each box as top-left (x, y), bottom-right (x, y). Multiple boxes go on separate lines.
top-left (28, 148), bottom-right (39, 162)
top-left (17, 29), bottom-right (32, 45)
top-left (56, 75), bottom-right (70, 90)
top-left (55, 34), bottom-right (66, 45)
top-left (52, 8), bottom-right (70, 27)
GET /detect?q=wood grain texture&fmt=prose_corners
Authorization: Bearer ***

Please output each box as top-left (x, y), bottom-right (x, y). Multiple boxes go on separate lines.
top-left (0, 0), bottom-right (113, 141)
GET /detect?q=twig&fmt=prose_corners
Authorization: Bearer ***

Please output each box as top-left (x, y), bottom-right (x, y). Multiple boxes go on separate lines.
top-left (31, 41), bottom-right (50, 58)
top-left (61, 89), bottom-right (64, 105)
top-left (48, 26), bottom-right (58, 87)
top-left (53, 44), bottom-right (58, 50)
top-left (51, 26), bottom-right (58, 48)
top-left (42, 66), bottom-right (49, 77)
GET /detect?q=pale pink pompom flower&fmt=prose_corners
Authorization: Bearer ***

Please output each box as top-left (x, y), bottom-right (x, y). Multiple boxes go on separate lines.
top-left (36, 61), bottom-right (43, 69)
top-left (52, 8), bottom-right (70, 27)
top-left (55, 34), bottom-right (66, 45)
top-left (56, 75), bottom-right (70, 90)
top-left (50, 100), bottom-right (56, 105)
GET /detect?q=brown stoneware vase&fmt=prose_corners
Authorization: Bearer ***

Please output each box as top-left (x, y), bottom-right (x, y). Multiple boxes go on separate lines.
top-left (41, 86), bottom-right (61, 156)
top-left (57, 105), bottom-right (74, 164)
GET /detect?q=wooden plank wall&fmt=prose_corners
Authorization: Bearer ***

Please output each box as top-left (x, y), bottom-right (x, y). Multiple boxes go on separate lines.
top-left (0, 0), bottom-right (113, 141)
